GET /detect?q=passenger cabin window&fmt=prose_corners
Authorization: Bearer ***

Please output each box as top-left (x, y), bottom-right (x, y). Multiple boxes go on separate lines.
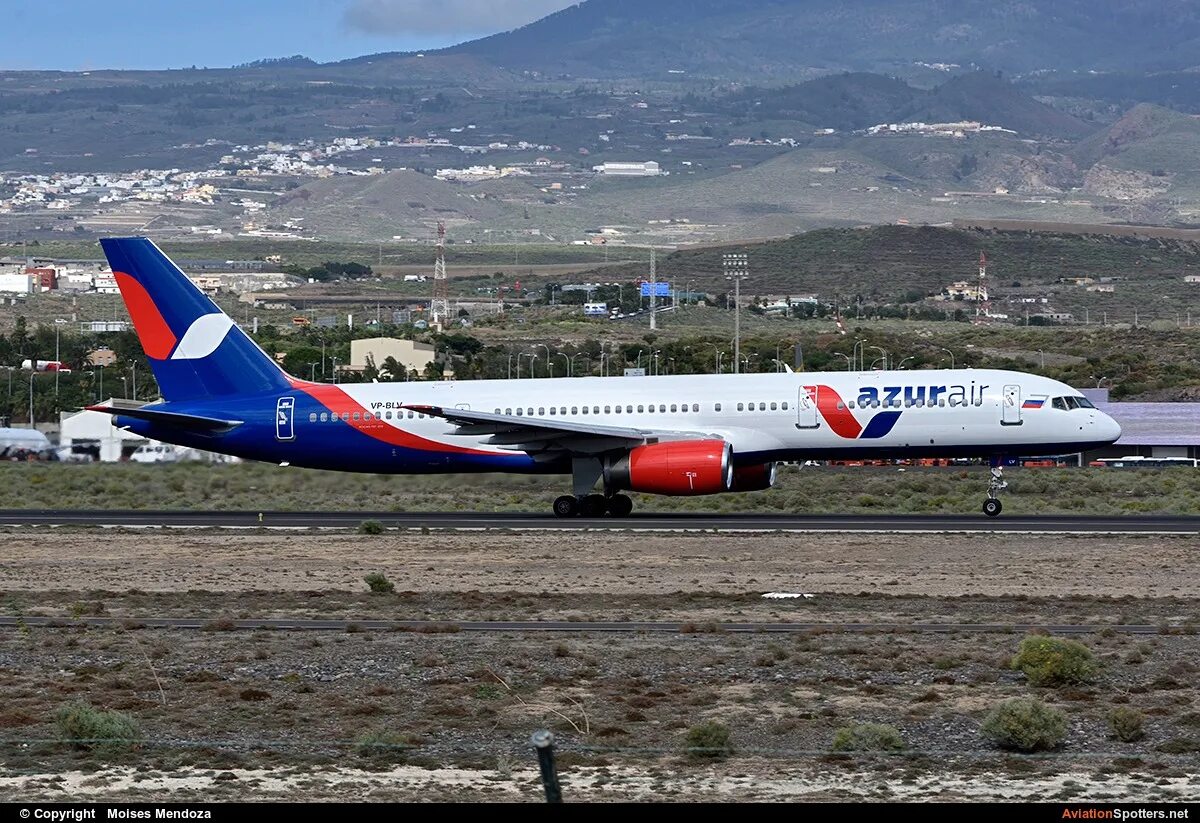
top-left (737, 403), bottom-right (744, 411)
top-left (782, 402), bottom-right (788, 410)
top-left (715, 403), bottom-right (722, 412)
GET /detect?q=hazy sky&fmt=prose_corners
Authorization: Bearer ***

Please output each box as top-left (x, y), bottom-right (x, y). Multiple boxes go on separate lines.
top-left (3, 0), bottom-right (575, 71)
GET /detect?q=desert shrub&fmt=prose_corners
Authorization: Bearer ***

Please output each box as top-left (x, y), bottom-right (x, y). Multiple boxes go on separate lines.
top-left (363, 572), bottom-right (395, 594)
top-left (54, 702), bottom-right (141, 753)
top-left (981, 697), bottom-right (1068, 752)
top-left (358, 519), bottom-right (384, 535)
top-left (831, 722), bottom-right (905, 752)
top-left (1108, 707), bottom-right (1145, 742)
top-left (354, 729), bottom-right (419, 761)
top-left (685, 721), bottom-right (732, 759)
top-left (1012, 636), bottom-right (1097, 687)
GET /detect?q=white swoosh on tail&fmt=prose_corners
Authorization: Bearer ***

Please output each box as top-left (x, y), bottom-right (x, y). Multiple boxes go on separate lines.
top-left (170, 313), bottom-right (235, 360)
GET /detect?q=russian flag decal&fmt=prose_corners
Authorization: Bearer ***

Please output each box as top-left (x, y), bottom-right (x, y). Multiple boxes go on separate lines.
top-left (1022, 395), bottom-right (1047, 410)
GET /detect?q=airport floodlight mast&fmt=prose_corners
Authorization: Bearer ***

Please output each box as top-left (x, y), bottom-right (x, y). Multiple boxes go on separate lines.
top-left (431, 222), bottom-right (449, 330)
top-left (723, 253), bottom-right (749, 374)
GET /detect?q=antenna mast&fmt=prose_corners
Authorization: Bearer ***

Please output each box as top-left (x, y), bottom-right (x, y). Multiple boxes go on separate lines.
top-left (975, 250), bottom-right (990, 323)
top-left (431, 222), bottom-right (449, 330)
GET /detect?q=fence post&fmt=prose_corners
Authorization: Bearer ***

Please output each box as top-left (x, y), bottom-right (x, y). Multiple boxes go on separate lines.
top-left (530, 729), bottom-right (562, 803)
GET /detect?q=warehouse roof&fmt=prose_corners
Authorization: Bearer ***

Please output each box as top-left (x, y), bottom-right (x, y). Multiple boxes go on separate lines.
top-left (1083, 389), bottom-right (1200, 447)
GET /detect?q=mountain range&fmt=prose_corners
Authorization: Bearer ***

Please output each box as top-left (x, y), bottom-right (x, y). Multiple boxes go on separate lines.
top-left (429, 0), bottom-right (1200, 78)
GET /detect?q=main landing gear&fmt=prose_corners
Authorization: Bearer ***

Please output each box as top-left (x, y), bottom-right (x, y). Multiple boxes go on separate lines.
top-left (553, 457), bottom-right (635, 518)
top-left (982, 464), bottom-right (1008, 517)
top-left (553, 493), bottom-right (634, 518)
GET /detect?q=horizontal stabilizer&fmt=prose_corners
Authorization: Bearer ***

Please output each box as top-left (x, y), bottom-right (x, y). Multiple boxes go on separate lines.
top-left (86, 405), bottom-right (243, 433)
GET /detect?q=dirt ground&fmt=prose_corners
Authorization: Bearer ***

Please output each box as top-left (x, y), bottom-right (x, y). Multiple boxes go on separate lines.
top-left (1, 528), bottom-right (1198, 803)
top-left (0, 528), bottom-right (1197, 598)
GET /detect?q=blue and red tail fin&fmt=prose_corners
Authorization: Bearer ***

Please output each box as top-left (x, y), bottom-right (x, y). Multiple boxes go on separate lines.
top-left (100, 237), bottom-right (292, 403)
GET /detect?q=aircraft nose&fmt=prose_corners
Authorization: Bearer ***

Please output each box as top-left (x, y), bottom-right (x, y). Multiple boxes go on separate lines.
top-left (1100, 412), bottom-right (1122, 444)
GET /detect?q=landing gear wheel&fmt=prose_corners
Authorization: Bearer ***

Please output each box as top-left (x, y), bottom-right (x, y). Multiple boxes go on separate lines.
top-left (607, 494), bottom-right (634, 518)
top-left (579, 494), bottom-right (608, 518)
top-left (983, 464), bottom-right (1008, 518)
top-left (553, 495), bottom-right (579, 518)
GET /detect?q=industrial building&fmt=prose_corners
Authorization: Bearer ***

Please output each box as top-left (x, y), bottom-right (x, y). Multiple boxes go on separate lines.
top-left (347, 338), bottom-right (436, 376)
top-left (58, 404), bottom-right (154, 462)
top-left (1082, 389), bottom-right (1200, 461)
top-left (592, 161), bottom-right (662, 177)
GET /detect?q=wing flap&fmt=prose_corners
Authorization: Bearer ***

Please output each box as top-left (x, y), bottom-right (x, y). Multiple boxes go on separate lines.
top-left (404, 404), bottom-right (717, 453)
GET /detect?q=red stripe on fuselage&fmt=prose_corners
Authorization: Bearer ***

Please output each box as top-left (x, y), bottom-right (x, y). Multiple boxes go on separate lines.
top-left (115, 272), bottom-right (177, 360)
top-left (288, 379), bottom-right (497, 457)
top-left (809, 384), bottom-right (863, 439)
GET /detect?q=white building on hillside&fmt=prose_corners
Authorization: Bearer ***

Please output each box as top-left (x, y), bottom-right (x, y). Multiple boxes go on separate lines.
top-left (592, 161), bottom-right (663, 177)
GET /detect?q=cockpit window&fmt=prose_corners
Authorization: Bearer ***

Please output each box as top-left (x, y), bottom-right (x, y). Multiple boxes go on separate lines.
top-left (1051, 396), bottom-right (1094, 410)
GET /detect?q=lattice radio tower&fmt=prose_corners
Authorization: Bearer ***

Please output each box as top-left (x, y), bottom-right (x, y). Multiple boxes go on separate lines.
top-left (975, 250), bottom-right (991, 322)
top-left (431, 222), bottom-right (449, 328)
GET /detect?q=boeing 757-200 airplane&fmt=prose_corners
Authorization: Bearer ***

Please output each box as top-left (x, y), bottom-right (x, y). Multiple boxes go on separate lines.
top-left (90, 237), bottom-right (1121, 518)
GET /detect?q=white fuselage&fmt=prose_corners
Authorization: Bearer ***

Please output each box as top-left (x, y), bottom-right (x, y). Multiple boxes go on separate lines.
top-left (311, 368), bottom-right (1121, 464)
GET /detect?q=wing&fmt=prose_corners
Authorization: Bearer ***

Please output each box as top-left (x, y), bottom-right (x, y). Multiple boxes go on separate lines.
top-left (403, 404), bottom-right (718, 456)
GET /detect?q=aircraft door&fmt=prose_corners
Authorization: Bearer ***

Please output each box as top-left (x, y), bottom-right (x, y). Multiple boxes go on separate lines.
top-left (276, 397), bottom-right (296, 441)
top-left (796, 385), bottom-right (819, 429)
top-left (1001, 384), bottom-right (1022, 426)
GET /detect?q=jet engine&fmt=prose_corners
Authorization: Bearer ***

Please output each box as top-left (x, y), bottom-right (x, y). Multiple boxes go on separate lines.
top-left (606, 440), bottom-right (732, 496)
top-left (730, 462), bottom-right (777, 492)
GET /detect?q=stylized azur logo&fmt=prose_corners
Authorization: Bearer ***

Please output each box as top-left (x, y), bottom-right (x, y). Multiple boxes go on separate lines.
top-left (806, 384), bottom-right (901, 440)
top-left (809, 381), bottom-right (990, 440)
top-left (169, 313), bottom-right (235, 361)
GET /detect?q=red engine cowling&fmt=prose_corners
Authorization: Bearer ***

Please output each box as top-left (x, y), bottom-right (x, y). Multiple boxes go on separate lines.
top-left (731, 462), bottom-right (777, 492)
top-left (607, 440), bottom-right (733, 496)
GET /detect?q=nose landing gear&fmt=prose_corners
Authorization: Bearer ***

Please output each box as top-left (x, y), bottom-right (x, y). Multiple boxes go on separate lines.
top-left (982, 464), bottom-right (1008, 517)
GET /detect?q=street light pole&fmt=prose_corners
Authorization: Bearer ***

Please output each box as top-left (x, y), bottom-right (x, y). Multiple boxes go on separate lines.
top-left (28, 371), bottom-right (34, 428)
top-left (940, 347), bottom-right (956, 370)
top-left (557, 352), bottom-right (570, 378)
top-left (54, 322), bottom-right (61, 399)
top-left (870, 346), bottom-right (889, 371)
top-left (833, 353), bottom-right (852, 371)
top-left (538, 344), bottom-right (552, 378)
top-left (723, 253), bottom-right (749, 374)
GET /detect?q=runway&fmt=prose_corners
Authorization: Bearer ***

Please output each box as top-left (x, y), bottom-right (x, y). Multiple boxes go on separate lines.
top-left (0, 509), bottom-right (1198, 533)
top-left (0, 616), bottom-right (1182, 635)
